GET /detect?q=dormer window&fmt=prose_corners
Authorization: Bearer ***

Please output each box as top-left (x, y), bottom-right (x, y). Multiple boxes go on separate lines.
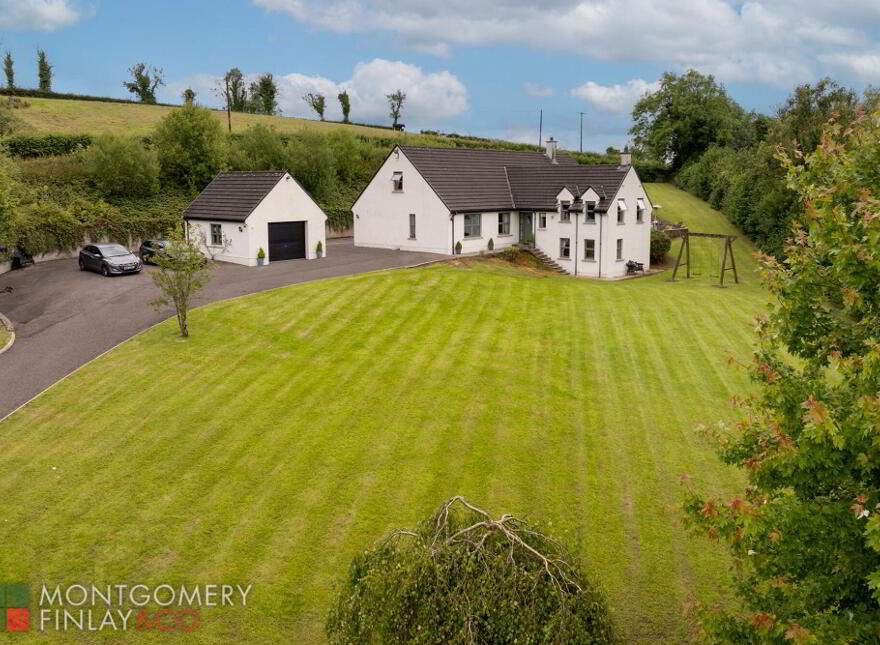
top-left (585, 202), bottom-right (596, 223)
top-left (637, 198), bottom-right (646, 223)
top-left (560, 201), bottom-right (571, 223)
top-left (392, 171), bottom-right (403, 192)
top-left (617, 198), bottom-right (627, 224)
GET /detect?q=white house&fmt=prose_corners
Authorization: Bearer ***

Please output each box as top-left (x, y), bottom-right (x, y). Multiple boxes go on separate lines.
top-left (184, 171), bottom-right (327, 266)
top-left (352, 141), bottom-right (653, 278)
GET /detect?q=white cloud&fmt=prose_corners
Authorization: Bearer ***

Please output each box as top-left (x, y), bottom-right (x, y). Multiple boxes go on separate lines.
top-left (571, 79), bottom-right (659, 114)
top-left (252, 0), bottom-right (880, 87)
top-left (164, 59), bottom-right (469, 127)
top-left (0, 0), bottom-right (80, 31)
top-left (523, 82), bottom-right (554, 98)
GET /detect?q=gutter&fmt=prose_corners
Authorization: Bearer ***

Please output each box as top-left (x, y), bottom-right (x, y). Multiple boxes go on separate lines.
top-left (598, 211), bottom-right (603, 279)
top-left (450, 213), bottom-right (455, 254)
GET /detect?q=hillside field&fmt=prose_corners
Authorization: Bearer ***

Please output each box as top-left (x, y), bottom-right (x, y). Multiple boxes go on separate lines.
top-left (0, 185), bottom-right (766, 643)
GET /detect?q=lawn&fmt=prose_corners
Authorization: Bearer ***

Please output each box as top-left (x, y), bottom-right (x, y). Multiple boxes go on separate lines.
top-left (0, 186), bottom-right (766, 643)
top-left (12, 97), bottom-right (410, 138)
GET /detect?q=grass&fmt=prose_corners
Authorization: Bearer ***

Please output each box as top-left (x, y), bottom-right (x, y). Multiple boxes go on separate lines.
top-left (0, 322), bottom-right (10, 348)
top-left (0, 185), bottom-right (766, 643)
top-left (12, 97), bottom-right (412, 139)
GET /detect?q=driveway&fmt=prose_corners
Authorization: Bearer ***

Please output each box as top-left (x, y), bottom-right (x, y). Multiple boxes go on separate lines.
top-left (0, 239), bottom-right (444, 420)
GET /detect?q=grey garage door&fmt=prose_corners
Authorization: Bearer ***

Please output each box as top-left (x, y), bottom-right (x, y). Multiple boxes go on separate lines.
top-left (268, 221), bottom-right (306, 261)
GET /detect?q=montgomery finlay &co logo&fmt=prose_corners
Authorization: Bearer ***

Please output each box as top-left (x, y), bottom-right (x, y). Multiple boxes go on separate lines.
top-left (1, 583), bottom-right (253, 633)
top-left (1, 584), bottom-right (30, 631)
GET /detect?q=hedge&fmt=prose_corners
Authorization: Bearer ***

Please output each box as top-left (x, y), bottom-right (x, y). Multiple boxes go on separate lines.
top-left (1, 134), bottom-right (93, 158)
top-left (0, 88), bottom-right (178, 107)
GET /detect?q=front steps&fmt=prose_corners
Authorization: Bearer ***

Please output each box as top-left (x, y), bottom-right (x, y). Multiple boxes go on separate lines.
top-left (523, 247), bottom-right (569, 274)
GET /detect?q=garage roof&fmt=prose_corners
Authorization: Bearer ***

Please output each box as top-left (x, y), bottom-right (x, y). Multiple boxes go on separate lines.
top-left (184, 171), bottom-right (287, 222)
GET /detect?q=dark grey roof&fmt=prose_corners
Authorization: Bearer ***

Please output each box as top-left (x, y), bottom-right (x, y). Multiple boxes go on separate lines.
top-left (505, 165), bottom-right (630, 212)
top-left (184, 171), bottom-right (286, 222)
top-left (399, 146), bottom-right (577, 213)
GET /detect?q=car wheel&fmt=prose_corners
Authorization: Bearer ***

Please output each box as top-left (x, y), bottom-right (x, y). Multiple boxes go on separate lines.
top-left (78, 258), bottom-right (86, 271)
top-left (101, 264), bottom-right (110, 277)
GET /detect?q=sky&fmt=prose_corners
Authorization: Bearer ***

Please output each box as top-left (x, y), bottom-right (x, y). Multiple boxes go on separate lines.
top-left (1, 0), bottom-right (879, 151)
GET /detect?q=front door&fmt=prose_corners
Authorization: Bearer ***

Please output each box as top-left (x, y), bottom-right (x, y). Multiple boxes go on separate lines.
top-left (268, 221), bottom-right (306, 261)
top-left (519, 212), bottom-right (533, 245)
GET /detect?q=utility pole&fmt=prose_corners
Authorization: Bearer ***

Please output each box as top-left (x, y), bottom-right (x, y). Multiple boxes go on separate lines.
top-left (579, 112), bottom-right (584, 152)
top-left (538, 109), bottom-right (543, 147)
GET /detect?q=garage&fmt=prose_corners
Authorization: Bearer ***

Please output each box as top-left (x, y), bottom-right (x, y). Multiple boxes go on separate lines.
top-left (268, 221), bottom-right (306, 261)
top-left (183, 171), bottom-right (327, 267)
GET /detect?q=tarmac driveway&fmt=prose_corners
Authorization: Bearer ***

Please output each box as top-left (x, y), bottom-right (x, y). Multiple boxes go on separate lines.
top-left (0, 239), bottom-right (443, 420)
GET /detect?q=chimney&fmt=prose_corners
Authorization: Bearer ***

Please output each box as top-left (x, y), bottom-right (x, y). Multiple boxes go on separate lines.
top-left (544, 137), bottom-right (558, 164)
top-left (620, 145), bottom-right (632, 166)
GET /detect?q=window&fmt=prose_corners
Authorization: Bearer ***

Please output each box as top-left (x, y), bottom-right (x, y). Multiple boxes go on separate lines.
top-left (637, 198), bottom-right (646, 223)
top-left (584, 239), bottom-right (595, 261)
top-left (210, 223), bottom-right (223, 246)
top-left (559, 237), bottom-right (571, 259)
top-left (464, 214), bottom-right (481, 238)
top-left (538, 214), bottom-right (547, 229)
top-left (585, 202), bottom-right (596, 223)
top-left (560, 201), bottom-right (571, 223)
top-left (392, 171), bottom-right (403, 192)
top-left (409, 213), bottom-right (416, 239)
top-left (617, 198), bottom-right (626, 224)
top-left (616, 238), bottom-right (623, 261)
top-left (498, 212), bottom-right (510, 235)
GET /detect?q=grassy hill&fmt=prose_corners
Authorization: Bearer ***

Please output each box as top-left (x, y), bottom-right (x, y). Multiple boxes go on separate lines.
top-left (12, 96), bottom-right (410, 139)
top-left (0, 185), bottom-right (765, 643)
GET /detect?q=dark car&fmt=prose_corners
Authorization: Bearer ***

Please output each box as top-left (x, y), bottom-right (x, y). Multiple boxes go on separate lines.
top-left (78, 243), bottom-right (141, 276)
top-left (138, 239), bottom-right (170, 264)
top-left (0, 246), bottom-right (34, 270)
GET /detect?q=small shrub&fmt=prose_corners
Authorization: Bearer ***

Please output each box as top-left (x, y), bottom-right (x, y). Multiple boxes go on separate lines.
top-left (257, 247), bottom-right (265, 259)
top-left (650, 229), bottom-right (671, 264)
top-left (316, 240), bottom-right (323, 254)
top-left (455, 240), bottom-right (462, 254)
top-left (487, 237), bottom-right (494, 251)
top-left (82, 135), bottom-right (159, 197)
top-left (326, 497), bottom-right (616, 645)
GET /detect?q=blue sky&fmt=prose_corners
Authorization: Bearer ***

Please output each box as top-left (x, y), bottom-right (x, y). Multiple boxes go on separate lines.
top-left (1, 0), bottom-right (878, 151)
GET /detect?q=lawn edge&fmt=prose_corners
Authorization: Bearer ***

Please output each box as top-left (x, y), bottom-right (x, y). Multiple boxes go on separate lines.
top-left (0, 311), bottom-right (15, 356)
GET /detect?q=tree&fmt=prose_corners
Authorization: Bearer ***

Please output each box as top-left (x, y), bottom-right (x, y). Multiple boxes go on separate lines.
top-left (248, 73), bottom-right (279, 116)
top-left (3, 51), bottom-right (13, 89)
top-left (149, 224), bottom-right (213, 338)
top-left (36, 49), bottom-right (52, 92)
top-left (0, 153), bottom-right (21, 257)
top-left (682, 111), bottom-right (880, 642)
top-left (82, 135), bottom-right (160, 197)
top-left (227, 124), bottom-right (287, 171)
top-left (386, 89), bottom-right (405, 127)
top-left (303, 92), bottom-right (325, 120)
top-left (123, 63), bottom-right (164, 104)
top-left (218, 67), bottom-right (248, 133)
top-left (326, 497), bottom-right (616, 644)
top-left (630, 69), bottom-right (745, 170)
top-left (771, 78), bottom-right (859, 156)
top-left (153, 104), bottom-right (226, 189)
top-left (181, 88), bottom-right (196, 105)
top-left (337, 90), bottom-right (350, 123)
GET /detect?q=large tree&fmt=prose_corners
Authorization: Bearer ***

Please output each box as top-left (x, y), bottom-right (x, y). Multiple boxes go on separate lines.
top-left (248, 73), bottom-right (279, 116)
top-left (36, 49), bottom-right (52, 92)
top-left (123, 63), bottom-right (164, 104)
top-left (3, 51), bottom-right (13, 89)
top-left (153, 104), bottom-right (226, 189)
top-left (630, 69), bottom-right (745, 170)
top-left (337, 90), bottom-right (350, 123)
top-left (683, 111), bottom-right (880, 642)
top-left (387, 89), bottom-right (405, 127)
top-left (303, 92), bottom-right (325, 120)
top-left (770, 78), bottom-right (860, 156)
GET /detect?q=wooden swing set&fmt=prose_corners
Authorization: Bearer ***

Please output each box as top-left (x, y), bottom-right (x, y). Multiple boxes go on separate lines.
top-left (669, 231), bottom-right (739, 287)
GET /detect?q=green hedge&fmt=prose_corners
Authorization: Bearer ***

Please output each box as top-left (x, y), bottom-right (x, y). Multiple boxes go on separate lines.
top-left (1, 134), bottom-right (93, 158)
top-left (0, 88), bottom-right (178, 107)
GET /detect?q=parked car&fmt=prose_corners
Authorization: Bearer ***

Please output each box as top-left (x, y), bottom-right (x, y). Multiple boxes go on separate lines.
top-left (0, 246), bottom-right (34, 270)
top-left (78, 243), bottom-right (141, 276)
top-left (138, 239), bottom-right (170, 264)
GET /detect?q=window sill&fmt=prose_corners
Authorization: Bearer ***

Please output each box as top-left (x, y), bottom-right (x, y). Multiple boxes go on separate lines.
top-left (497, 234), bottom-right (513, 238)
top-left (537, 227), bottom-right (546, 231)
top-left (392, 190), bottom-right (404, 194)
top-left (559, 220), bottom-right (572, 224)
top-left (408, 237), bottom-right (417, 240)
top-left (584, 220), bottom-right (596, 225)
top-left (617, 222), bottom-right (625, 226)
top-left (582, 258), bottom-right (596, 263)
top-left (463, 236), bottom-right (482, 240)
top-left (616, 258), bottom-right (624, 262)
top-left (636, 220), bottom-right (645, 224)
top-left (557, 256), bottom-right (571, 261)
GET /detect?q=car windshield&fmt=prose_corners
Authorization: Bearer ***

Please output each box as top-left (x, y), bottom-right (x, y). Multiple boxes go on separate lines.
top-left (102, 245), bottom-right (130, 257)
